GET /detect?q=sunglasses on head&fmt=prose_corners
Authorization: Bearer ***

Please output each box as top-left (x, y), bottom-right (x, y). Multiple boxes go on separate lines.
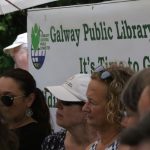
top-left (0, 95), bottom-right (25, 107)
top-left (59, 101), bottom-right (85, 106)
top-left (94, 66), bottom-right (113, 81)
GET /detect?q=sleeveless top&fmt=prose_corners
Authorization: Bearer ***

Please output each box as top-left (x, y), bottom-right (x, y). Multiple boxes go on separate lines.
top-left (41, 129), bottom-right (66, 150)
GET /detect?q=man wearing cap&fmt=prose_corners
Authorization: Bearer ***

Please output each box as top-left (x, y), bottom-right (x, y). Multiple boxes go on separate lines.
top-left (42, 73), bottom-right (98, 150)
top-left (3, 33), bottom-right (28, 70)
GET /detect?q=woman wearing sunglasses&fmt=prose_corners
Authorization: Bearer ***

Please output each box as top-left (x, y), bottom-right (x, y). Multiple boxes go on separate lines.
top-left (42, 73), bottom-right (98, 150)
top-left (0, 68), bottom-right (52, 150)
top-left (82, 64), bottom-right (134, 150)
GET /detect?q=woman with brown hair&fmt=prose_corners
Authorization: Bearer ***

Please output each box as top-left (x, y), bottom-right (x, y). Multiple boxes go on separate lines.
top-left (0, 68), bottom-right (52, 150)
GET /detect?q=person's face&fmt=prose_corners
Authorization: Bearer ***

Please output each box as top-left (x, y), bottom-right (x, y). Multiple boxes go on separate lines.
top-left (138, 86), bottom-right (150, 118)
top-left (56, 99), bottom-right (85, 129)
top-left (121, 108), bottom-right (139, 128)
top-left (0, 77), bottom-right (33, 123)
top-left (11, 45), bottom-right (28, 70)
top-left (82, 79), bottom-right (108, 129)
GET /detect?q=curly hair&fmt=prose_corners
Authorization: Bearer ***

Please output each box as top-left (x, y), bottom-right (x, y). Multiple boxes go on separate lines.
top-left (91, 64), bottom-right (134, 129)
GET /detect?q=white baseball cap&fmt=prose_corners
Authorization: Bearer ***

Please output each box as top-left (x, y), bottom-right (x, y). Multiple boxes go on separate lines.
top-left (45, 74), bottom-right (91, 102)
top-left (3, 33), bottom-right (27, 54)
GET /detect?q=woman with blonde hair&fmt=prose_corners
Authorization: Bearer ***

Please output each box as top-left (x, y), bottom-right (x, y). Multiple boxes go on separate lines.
top-left (83, 63), bottom-right (134, 150)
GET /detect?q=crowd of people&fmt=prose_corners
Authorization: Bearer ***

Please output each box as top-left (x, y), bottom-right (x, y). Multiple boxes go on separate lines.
top-left (0, 32), bottom-right (150, 150)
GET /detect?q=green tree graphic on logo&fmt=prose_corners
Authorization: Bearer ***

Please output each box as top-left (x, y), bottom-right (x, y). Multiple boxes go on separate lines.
top-left (31, 24), bottom-right (40, 50)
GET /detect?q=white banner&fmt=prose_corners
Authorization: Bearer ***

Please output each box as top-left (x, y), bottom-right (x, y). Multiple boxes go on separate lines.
top-left (27, 0), bottom-right (150, 130)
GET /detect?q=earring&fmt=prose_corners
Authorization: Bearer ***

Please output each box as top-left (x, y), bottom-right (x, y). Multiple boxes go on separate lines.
top-left (26, 108), bottom-right (33, 117)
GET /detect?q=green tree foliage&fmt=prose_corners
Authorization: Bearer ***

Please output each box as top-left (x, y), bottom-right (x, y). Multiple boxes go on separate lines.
top-left (0, 12), bottom-right (26, 72)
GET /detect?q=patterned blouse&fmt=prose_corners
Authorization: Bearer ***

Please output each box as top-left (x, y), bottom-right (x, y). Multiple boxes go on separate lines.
top-left (89, 139), bottom-right (119, 150)
top-left (41, 129), bottom-right (66, 150)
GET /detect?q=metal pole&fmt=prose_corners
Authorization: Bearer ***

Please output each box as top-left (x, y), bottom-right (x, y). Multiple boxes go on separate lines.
top-left (5, 0), bottom-right (21, 10)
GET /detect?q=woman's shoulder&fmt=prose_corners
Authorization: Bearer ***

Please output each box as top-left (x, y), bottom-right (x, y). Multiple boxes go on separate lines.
top-left (15, 122), bottom-right (48, 140)
top-left (14, 122), bottom-right (48, 150)
top-left (41, 129), bottom-right (66, 150)
top-left (107, 139), bottom-right (119, 150)
top-left (17, 122), bottom-right (42, 133)
top-left (85, 140), bottom-right (98, 150)
top-left (44, 129), bottom-right (66, 143)
top-left (86, 139), bottom-right (119, 150)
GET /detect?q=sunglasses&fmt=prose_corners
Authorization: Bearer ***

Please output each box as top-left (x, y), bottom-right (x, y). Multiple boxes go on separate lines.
top-left (94, 66), bottom-right (113, 81)
top-left (59, 100), bottom-right (85, 106)
top-left (0, 95), bottom-right (25, 107)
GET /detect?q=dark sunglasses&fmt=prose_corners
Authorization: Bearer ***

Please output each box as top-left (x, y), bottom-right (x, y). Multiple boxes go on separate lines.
top-left (94, 66), bottom-right (113, 81)
top-left (0, 95), bottom-right (25, 107)
top-left (59, 101), bottom-right (85, 106)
